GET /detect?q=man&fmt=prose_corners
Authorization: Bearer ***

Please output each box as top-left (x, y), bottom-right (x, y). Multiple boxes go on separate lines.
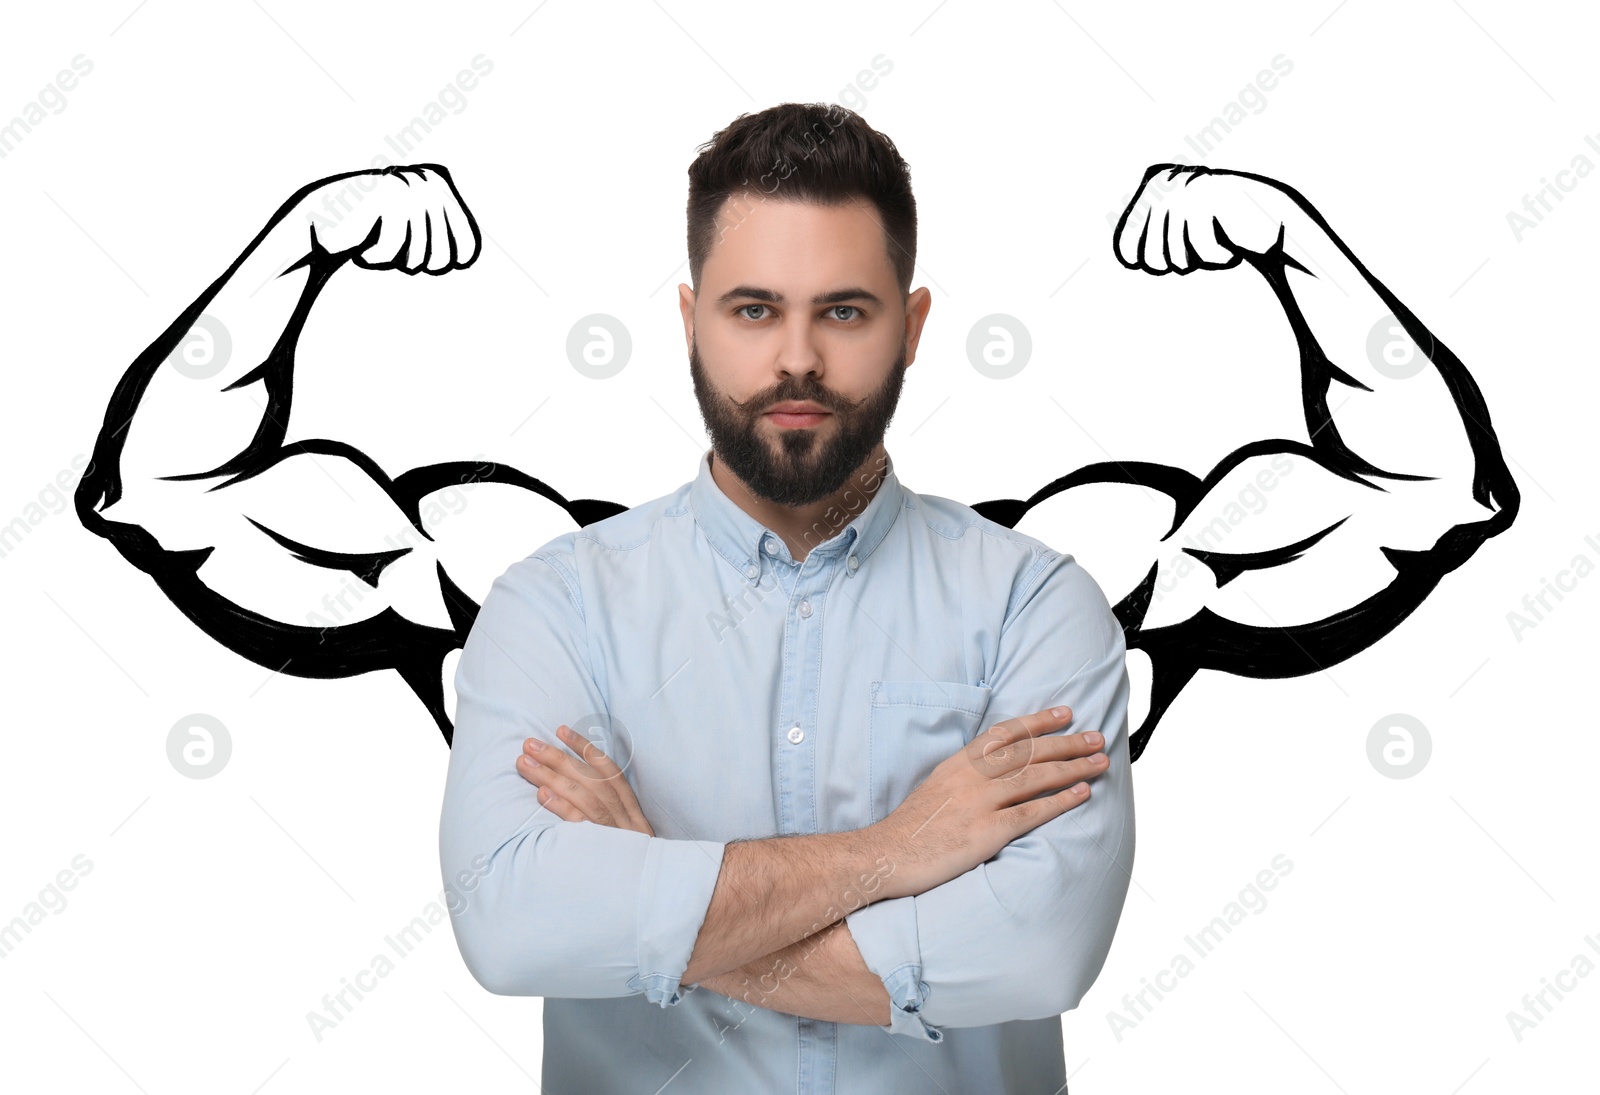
top-left (439, 104), bottom-right (1133, 1092)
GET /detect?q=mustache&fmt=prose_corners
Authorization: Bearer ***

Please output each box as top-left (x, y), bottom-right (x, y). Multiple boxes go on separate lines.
top-left (745, 391), bottom-right (844, 413)
top-left (689, 336), bottom-right (898, 414)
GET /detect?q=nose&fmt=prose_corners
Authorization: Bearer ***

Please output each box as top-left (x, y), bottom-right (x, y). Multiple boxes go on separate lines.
top-left (774, 316), bottom-right (824, 382)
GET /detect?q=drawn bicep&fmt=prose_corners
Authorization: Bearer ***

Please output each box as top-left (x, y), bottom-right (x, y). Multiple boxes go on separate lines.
top-left (1008, 470), bottom-right (1190, 611)
top-left (181, 449), bottom-right (453, 629)
top-left (413, 479), bottom-right (583, 605)
top-left (1142, 448), bottom-right (1475, 631)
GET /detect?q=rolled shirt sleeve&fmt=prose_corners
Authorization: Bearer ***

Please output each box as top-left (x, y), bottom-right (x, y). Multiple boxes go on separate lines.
top-left (440, 550), bottom-right (727, 1004)
top-left (846, 549), bottom-right (1136, 1039)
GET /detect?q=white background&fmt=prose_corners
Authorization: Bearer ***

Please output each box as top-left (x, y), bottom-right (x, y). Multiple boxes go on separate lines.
top-left (2, 1), bottom-right (1595, 1091)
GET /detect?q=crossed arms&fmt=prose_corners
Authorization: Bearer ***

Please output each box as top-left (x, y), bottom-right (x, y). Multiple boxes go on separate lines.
top-left (440, 163), bottom-right (1509, 1037)
top-left (439, 546), bottom-right (1133, 1043)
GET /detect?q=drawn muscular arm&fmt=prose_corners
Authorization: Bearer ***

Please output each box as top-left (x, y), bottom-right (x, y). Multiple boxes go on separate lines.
top-left (1118, 164), bottom-right (1515, 502)
top-left (1110, 164), bottom-right (1517, 605)
top-left (84, 164), bottom-right (477, 504)
top-left (75, 166), bottom-right (588, 741)
top-left (993, 166), bottom-right (1519, 758)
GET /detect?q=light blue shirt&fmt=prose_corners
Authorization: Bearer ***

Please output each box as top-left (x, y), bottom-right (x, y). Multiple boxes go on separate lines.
top-left (440, 446), bottom-right (1135, 1094)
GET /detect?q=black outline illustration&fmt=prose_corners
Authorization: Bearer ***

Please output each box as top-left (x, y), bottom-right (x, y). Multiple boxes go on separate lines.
top-left (76, 163), bottom-right (1518, 758)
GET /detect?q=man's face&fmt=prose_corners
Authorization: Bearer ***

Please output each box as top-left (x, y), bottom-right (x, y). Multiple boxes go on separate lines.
top-left (680, 195), bottom-right (929, 507)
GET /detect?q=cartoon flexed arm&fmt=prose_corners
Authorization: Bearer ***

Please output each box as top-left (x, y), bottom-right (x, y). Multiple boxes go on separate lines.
top-left (75, 166), bottom-right (603, 742)
top-left (981, 166), bottom-right (1518, 759)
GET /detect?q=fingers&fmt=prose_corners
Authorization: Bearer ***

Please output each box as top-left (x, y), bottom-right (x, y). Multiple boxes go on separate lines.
top-left (404, 214), bottom-right (430, 271)
top-left (438, 202), bottom-right (465, 267)
top-left (1152, 209), bottom-right (1173, 273)
top-left (1113, 163), bottom-right (1179, 271)
top-left (517, 731), bottom-right (620, 826)
top-left (1190, 214), bottom-right (1238, 268)
top-left (354, 165), bottom-right (480, 275)
top-left (518, 745), bottom-right (619, 827)
top-left (354, 213), bottom-right (411, 270)
top-left (970, 704), bottom-right (1076, 776)
top-left (1113, 163), bottom-right (1243, 276)
top-left (555, 723), bottom-right (654, 833)
top-left (413, 164), bottom-right (480, 274)
top-left (979, 705), bottom-right (1075, 749)
top-left (518, 725), bottom-right (651, 834)
top-left (1114, 204), bottom-right (1149, 270)
top-left (1115, 197), bottom-right (1173, 274)
top-left (990, 752), bottom-right (1107, 809)
top-left (1167, 210), bottom-right (1195, 275)
top-left (441, 201), bottom-right (481, 267)
top-left (527, 777), bottom-right (587, 822)
top-left (419, 209), bottom-right (443, 272)
top-left (431, 164), bottom-right (482, 266)
top-left (1047, 777), bottom-right (1095, 813)
top-left (986, 725), bottom-right (1107, 792)
top-left (1029, 728), bottom-right (1106, 763)
top-left (352, 210), bottom-right (430, 272)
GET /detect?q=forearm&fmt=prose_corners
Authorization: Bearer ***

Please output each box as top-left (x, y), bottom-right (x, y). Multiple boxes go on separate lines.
top-left (679, 827), bottom-right (899, 986)
top-left (146, 191), bottom-right (334, 397)
top-left (98, 190), bottom-right (341, 489)
top-left (180, 198), bottom-right (331, 389)
top-left (698, 919), bottom-right (891, 1027)
top-left (1253, 185), bottom-right (1403, 382)
top-left (1245, 180), bottom-right (1485, 479)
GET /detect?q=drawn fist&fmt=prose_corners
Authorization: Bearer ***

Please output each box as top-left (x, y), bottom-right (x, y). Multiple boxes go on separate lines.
top-left (308, 163), bottom-right (481, 275)
top-left (1113, 164), bottom-right (1288, 275)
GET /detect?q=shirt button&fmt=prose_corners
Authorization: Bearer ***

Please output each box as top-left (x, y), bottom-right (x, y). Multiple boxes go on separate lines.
top-left (764, 539), bottom-right (778, 555)
top-left (744, 563), bottom-right (759, 579)
top-left (847, 555), bottom-right (859, 571)
top-left (798, 599), bottom-right (812, 618)
top-left (787, 724), bottom-right (804, 744)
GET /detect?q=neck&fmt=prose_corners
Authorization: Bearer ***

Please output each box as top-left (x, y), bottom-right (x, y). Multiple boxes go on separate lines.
top-left (710, 444), bottom-right (891, 563)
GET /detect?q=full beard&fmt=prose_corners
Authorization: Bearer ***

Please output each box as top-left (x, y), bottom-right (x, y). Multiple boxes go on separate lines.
top-left (689, 336), bottom-right (907, 507)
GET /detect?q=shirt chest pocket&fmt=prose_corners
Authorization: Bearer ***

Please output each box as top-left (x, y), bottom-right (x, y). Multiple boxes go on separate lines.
top-left (867, 679), bottom-right (993, 825)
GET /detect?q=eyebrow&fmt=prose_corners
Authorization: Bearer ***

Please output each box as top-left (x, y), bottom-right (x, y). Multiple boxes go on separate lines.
top-left (715, 285), bottom-right (885, 308)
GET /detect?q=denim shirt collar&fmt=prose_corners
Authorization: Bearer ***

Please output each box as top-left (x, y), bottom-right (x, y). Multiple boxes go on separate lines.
top-left (688, 446), bottom-right (905, 578)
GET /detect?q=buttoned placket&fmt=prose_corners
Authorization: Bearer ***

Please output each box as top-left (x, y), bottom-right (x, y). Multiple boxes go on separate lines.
top-left (755, 525), bottom-right (861, 1094)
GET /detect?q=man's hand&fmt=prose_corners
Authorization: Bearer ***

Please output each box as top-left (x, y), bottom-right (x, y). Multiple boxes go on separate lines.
top-left (1113, 164), bottom-right (1292, 275)
top-left (307, 163), bottom-right (482, 274)
top-left (871, 704), bottom-right (1110, 901)
top-left (516, 724), bottom-right (657, 836)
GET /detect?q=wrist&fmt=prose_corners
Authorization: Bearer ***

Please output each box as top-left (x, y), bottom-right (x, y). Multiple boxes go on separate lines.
top-left (1203, 171), bottom-right (1298, 258)
top-left (857, 821), bottom-right (914, 903)
top-left (1252, 179), bottom-right (1310, 243)
top-left (245, 196), bottom-right (327, 275)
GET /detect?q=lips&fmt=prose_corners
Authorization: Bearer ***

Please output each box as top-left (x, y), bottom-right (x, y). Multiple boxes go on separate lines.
top-left (766, 407), bottom-right (830, 428)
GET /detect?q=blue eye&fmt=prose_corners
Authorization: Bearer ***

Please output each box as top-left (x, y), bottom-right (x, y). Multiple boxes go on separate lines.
top-left (830, 305), bottom-right (861, 322)
top-left (738, 304), bottom-right (769, 320)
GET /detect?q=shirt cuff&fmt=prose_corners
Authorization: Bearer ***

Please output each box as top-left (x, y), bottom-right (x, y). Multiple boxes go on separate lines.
top-left (845, 896), bottom-right (944, 1043)
top-left (628, 834), bottom-right (728, 1007)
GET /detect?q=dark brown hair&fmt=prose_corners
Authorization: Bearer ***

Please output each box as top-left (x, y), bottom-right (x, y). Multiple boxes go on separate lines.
top-left (686, 102), bottom-right (917, 296)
